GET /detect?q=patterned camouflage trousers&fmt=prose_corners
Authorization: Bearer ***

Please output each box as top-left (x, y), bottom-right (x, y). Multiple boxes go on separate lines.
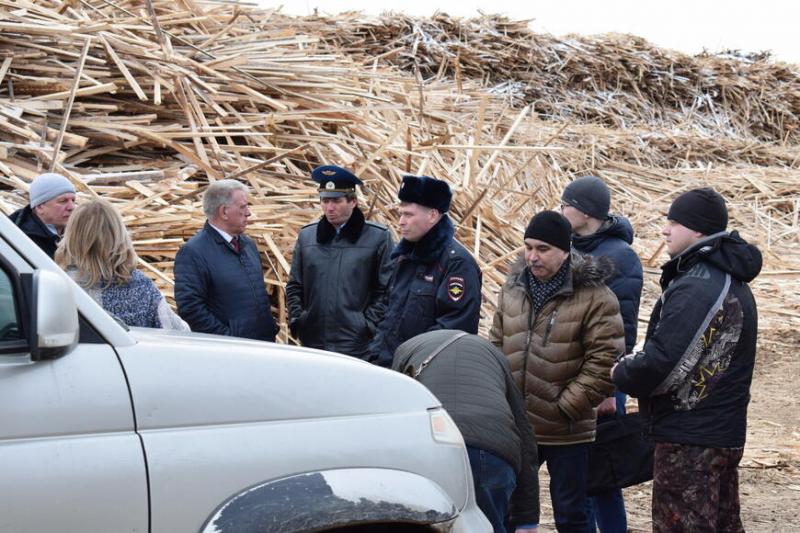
top-left (652, 442), bottom-right (745, 532)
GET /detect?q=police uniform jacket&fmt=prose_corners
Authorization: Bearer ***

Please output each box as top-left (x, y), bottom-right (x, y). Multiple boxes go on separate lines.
top-left (370, 215), bottom-right (481, 366)
top-left (174, 221), bottom-right (276, 341)
top-left (489, 254), bottom-right (624, 445)
top-left (286, 207), bottom-right (393, 358)
top-left (10, 205), bottom-right (59, 258)
top-left (613, 232), bottom-right (761, 448)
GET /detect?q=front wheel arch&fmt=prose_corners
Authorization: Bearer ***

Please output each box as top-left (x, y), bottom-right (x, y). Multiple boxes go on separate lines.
top-left (200, 468), bottom-right (458, 533)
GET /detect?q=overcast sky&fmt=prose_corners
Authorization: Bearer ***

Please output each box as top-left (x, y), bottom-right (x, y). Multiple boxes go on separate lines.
top-left (256, 0), bottom-right (800, 65)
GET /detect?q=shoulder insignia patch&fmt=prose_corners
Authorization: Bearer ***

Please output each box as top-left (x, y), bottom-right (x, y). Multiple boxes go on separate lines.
top-left (448, 276), bottom-right (465, 302)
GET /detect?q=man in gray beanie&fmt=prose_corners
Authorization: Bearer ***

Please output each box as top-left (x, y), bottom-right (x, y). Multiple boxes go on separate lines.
top-left (613, 187), bottom-right (761, 532)
top-left (561, 175), bottom-right (643, 532)
top-left (10, 173), bottom-right (76, 258)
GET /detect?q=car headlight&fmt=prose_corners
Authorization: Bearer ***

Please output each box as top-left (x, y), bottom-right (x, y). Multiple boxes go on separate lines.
top-left (428, 407), bottom-right (464, 445)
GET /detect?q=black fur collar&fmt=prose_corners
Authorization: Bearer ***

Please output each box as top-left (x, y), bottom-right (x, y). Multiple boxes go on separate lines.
top-left (316, 206), bottom-right (366, 244)
top-left (391, 215), bottom-right (454, 262)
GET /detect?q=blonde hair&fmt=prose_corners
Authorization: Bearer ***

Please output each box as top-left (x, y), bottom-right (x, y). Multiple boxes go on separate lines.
top-left (55, 199), bottom-right (137, 288)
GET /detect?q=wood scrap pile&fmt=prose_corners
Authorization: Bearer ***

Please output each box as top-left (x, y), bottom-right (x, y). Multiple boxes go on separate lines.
top-left (312, 12), bottom-right (800, 145)
top-left (0, 1), bottom-right (797, 341)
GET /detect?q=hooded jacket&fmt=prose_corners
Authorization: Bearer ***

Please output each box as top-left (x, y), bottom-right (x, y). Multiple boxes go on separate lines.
top-left (286, 207), bottom-right (394, 358)
top-left (9, 205), bottom-right (59, 258)
top-left (489, 254), bottom-right (625, 445)
top-left (369, 215), bottom-right (481, 366)
top-left (572, 215), bottom-right (643, 353)
top-left (613, 231), bottom-right (761, 448)
top-left (393, 330), bottom-right (540, 527)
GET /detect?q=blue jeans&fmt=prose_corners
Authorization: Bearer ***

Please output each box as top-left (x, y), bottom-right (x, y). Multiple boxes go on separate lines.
top-left (467, 446), bottom-right (517, 533)
top-left (539, 442), bottom-right (592, 533)
top-left (587, 392), bottom-right (628, 533)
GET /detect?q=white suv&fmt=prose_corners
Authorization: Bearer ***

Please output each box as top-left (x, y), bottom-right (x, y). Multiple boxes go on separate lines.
top-left (0, 215), bottom-right (490, 532)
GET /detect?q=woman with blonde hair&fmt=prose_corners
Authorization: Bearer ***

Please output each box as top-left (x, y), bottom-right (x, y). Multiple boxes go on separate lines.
top-left (55, 199), bottom-right (189, 331)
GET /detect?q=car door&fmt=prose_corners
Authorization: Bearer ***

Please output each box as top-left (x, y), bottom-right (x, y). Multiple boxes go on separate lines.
top-left (0, 237), bottom-right (148, 533)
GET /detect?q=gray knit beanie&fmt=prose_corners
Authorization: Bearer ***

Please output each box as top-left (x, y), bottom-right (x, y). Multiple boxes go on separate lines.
top-left (29, 173), bottom-right (76, 208)
top-left (561, 175), bottom-right (610, 220)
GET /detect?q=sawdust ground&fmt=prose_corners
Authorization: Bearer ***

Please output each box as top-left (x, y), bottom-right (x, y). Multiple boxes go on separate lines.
top-left (534, 328), bottom-right (800, 532)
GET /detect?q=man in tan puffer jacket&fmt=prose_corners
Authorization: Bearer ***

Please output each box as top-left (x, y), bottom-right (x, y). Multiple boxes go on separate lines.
top-left (490, 210), bottom-right (625, 533)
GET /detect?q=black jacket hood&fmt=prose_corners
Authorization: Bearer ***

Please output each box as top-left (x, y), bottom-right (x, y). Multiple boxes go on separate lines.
top-left (663, 231), bottom-right (762, 285)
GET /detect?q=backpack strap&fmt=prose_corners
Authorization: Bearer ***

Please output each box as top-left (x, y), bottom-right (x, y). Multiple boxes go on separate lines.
top-left (414, 331), bottom-right (469, 378)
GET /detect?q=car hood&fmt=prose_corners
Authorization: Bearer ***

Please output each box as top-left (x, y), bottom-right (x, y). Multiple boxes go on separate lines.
top-left (117, 329), bottom-right (440, 430)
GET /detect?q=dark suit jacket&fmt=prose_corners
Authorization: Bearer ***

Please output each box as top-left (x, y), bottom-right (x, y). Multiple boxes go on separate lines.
top-left (175, 222), bottom-right (276, 341)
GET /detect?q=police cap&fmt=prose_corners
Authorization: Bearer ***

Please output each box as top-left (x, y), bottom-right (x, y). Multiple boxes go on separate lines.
top-left (311, 165), bottom-right (363, 198)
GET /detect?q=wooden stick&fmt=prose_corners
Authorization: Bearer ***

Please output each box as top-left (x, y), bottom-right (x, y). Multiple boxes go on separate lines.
top-left (49, 38), bottom-right (92, 172)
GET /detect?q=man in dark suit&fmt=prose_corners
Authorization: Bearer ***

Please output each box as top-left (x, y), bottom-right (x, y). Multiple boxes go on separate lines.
top-left (174, 179), bottom-right (276, 341)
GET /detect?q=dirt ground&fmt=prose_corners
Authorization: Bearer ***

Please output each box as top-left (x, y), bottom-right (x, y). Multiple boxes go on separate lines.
top-left (534, 327), bottom-right (800, 532)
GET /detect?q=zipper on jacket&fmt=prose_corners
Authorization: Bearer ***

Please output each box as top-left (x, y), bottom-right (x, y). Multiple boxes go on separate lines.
top-left (521, 298), bottom-right (535, 399)
top-left (542, 307), bottom-right (560, 347)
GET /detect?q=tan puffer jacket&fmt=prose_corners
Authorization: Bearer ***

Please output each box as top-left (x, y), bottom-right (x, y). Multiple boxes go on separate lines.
top-left (489, 254), bottom-right (625, 445)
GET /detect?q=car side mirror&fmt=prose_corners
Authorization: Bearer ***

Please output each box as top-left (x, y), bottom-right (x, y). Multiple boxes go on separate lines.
top-left (30, 270), bottom-right (78, 361)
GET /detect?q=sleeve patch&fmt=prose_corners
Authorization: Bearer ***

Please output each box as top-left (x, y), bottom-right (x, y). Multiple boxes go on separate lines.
top-left (448, 276), bottom-right (465, 302)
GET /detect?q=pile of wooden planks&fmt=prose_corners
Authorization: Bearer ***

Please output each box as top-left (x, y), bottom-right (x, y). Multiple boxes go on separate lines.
top-left (0, 1), bottom-right (797, 340)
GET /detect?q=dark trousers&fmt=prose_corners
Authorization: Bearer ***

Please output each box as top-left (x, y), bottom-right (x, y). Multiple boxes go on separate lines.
top-left (652, 442), bottom-right (745, 533)
top-left (539, 442), bottom-right (592, 533)
top-left (467, 446), bottom-right (517, 533)
top-left (587, 392), bottom-right (628, 533)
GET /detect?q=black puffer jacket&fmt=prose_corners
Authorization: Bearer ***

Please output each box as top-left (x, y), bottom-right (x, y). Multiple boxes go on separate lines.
top-left (393, 330), bottom-right (540, 528)
top-left (286, 208), bottom-right (394, 358)
top-left (613, 231), bottom-right (762, 448)
top-left (9, 205), bottom-right (59, 258)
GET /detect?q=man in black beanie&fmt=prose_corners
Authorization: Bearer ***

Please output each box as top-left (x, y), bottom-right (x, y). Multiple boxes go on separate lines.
top-left (613, 187), bottom-right (762, 532)
top-left (561, 175), bottom-right (643, 533)
top-left (368, 175), bottom-right (481, 366)
top-left (490, 210), bottom-right (625, 532)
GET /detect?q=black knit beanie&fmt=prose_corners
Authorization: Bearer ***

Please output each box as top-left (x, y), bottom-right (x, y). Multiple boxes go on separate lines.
top-left (667, 187), bottom-right (728, 235)
top-left (524, 211), bottom-right (572, 252)
top-left (561, 175), bottom-right (610, 219)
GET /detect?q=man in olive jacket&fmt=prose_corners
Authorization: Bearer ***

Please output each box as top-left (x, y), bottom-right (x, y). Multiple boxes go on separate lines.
top-left (286, 165), bottom-right (393, 359)
top-left (394, 330), bottom-right (540, 533)
top-left (489, 210), bottom-right (625, 533)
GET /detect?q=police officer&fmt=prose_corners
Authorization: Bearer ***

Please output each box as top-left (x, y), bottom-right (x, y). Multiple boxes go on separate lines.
top-left (369, 175), bottom-right (482, 367)
top-left (286, 165), bottom-right (394, 358)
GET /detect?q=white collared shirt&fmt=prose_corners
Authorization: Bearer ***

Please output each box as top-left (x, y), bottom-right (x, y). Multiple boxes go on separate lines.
top-left (208, 222), bottom-right (237, 246)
